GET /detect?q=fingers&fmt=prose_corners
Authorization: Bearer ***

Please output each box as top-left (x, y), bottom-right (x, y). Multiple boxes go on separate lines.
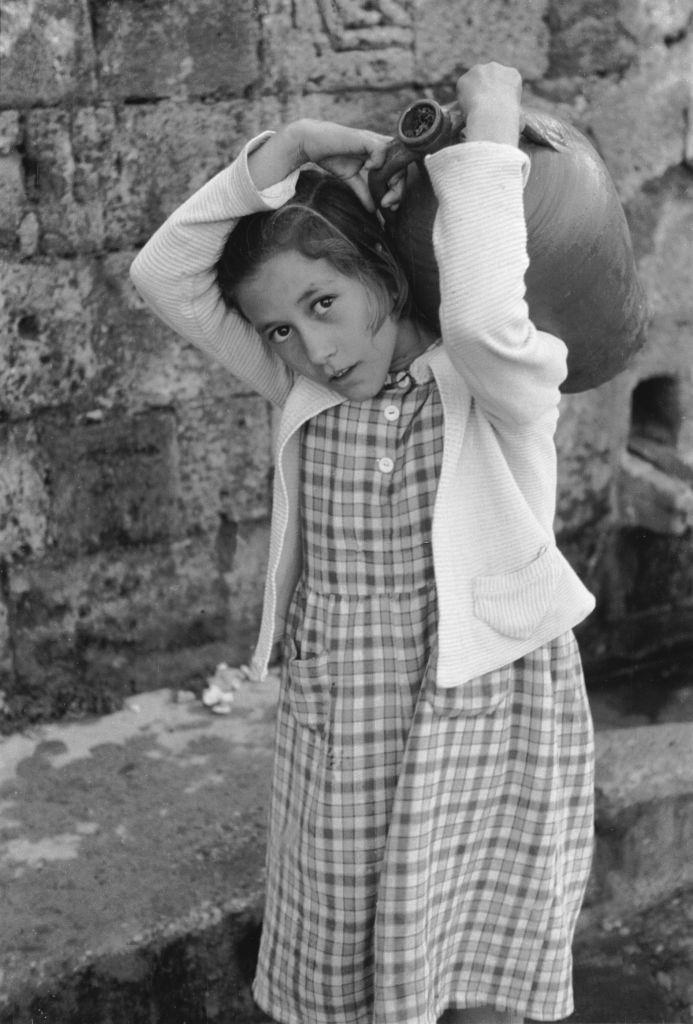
top-left (379, 168), bottom-right (406, 211)
top-left (341, 167), bottom-right (377, 212)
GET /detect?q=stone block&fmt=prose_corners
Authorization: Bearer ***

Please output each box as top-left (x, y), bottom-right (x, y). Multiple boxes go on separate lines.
top-left (634, 167), bottom-right (693, 318)
top-left (546, 0), bottom-right (639, 77)
top-left (582, 42), bottom-right (692, 200)
top-left (614, 450), bottom-right (693, 536)
top-left (556, 385), bottom-right (620, 540)
top-left (262, 0), bottom-right (414, 94)
top-left (0, 112), bottom-right (21, 156)
top-left (413, 0), bottom-right (549, 84)
top-left (99, 251), bottom-right (255, 410)
top-left (1, 250), bottom-right (260, 427)
top-left (176, 394), bottom-right (273, 535)
top-left (74, 525), bottom-right (270, 684)
top-left (0, 422), bottom-right (49, 563)
top-left (92, 0), bottom-right (261, 101)
top-left (38, 411), bottom-right (180, 557)
top-left (106, 97), bottom-right (284, 249)
top-left (612, 0), bottom-right (692, 47)
top-left (0, 112), bottom-right (27, 246)
top-left (0, 113), bottom-right (26, 246)
top-left (587, 723), bottom-right (693, 917)
top-left (0, 154), bottom-right (27, 248)
top-left (0, 0), bottom-right (96, 107)
top-left (23, 106), bottom-right (110, 254)
top-left (0, 594), bottom-right (11, 693)
top-left (0, 257), bottom-right (99, 419)
top-left (22, 98), bottom-right (285, 254)
top-left (4, 522), bottom-right (269, 720)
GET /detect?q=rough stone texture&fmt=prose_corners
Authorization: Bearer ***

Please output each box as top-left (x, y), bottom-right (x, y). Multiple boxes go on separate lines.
top-left (0, 0), bottom-right (97, 107)
top-left (2, 526), bottom-right (270, 722)
top-left (414, 0), bottom-right (550, 83)
top-left (0, 152), bottom-right (26, 247)
top-left (1, 0), bottom-right (692, 725)
top-left (580, 41), bottom-right (693, 203)
top-left (22, 99), bottom-right (291, 255)
top-left (40, 410), bottom-right (181, 557)
top-left (92, 0), bottom-right (262, 102)
top-left (554, 387), bottom-right (616, 583)
top-left (586, 723), bottom-right (693, 918)
top-left (176, 395), bottom-right (273, 533)
top-left (261, 0), bottom-right (416, 95)
top-left (0, 422), bottom-right (49, 564)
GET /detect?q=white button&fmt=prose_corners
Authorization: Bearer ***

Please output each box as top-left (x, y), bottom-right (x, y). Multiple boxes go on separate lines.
top-left (377, 456), bottom-right (395, 474)
top-left (397, 375), bottom-right (410, 389)
top-left (384, 404), bottom-right (400, 422)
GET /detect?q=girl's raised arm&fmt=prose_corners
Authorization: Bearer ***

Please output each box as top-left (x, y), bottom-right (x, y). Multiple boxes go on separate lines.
top-left (130, 122), bottom-right (395, 406)
top-left (429, 63), bottom-right (568, 430)
top-left (130, 132), bottom-right (298, 406)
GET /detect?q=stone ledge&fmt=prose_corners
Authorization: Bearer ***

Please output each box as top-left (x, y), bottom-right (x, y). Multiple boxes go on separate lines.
top-left (1, 686), bottom-right (691, 1022)
top-left (0, 680), bottom-right (278, 1023)
top-left (582, 720), bottom-right (693, 928)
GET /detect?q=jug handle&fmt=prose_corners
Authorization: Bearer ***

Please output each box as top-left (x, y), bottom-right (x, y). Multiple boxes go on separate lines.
top-left (368, 138), bottom-right (420, 212)
top-left (368, 101), bottom-right (567, 210)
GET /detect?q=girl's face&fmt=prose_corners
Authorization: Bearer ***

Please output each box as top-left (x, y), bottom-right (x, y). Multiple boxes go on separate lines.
top-left (235, 250), bottom-right (404, 400)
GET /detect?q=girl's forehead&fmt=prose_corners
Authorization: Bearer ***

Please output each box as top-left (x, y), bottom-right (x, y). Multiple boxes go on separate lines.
top-left (240, 252), bottom-right (352, 305)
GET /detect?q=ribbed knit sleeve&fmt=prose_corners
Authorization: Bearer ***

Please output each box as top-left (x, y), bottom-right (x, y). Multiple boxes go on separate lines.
top-left (425, 141), bottom-right (568, 428)
top-left (130, 133), bottom-right (299, 408)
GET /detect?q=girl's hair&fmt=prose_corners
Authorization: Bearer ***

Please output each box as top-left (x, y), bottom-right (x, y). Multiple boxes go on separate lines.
top-left (215, 168), bottom-right (410, 329)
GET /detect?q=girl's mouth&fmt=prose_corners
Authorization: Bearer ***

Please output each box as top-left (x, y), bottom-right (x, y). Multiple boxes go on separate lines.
top-left (330, 365), bottom-right (356, 383)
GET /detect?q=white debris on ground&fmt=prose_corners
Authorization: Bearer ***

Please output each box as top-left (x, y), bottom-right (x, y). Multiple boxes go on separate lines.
top-left (201, 663), bottom-right (255, 715)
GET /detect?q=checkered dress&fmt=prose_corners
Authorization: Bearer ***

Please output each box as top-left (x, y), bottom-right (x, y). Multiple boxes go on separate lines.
top-left (253, 368), bottom-right (594, 1024)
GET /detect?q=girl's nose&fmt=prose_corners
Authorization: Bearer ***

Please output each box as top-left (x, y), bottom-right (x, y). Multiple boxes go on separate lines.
top-left (302, 327), bottom-right (337, 367)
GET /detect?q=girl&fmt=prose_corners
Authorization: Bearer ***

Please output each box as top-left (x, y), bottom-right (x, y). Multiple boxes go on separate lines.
top-left (131, 63), bottom-right (595, 1024)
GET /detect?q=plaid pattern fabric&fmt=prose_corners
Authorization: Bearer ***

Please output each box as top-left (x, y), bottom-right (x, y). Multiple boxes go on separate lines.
top-left (253, 373), bottom-right (594, 1024)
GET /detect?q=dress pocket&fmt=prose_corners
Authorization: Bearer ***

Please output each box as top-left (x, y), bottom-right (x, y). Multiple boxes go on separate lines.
top-left (287, 647), bottom-right (331, 733)
top-left (425, 663), bottom-right (511, 718)
top-left (472, 544), bottom-right (561, 640)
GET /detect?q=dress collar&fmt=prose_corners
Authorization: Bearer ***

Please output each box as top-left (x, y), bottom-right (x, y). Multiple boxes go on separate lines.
top-left (381, 339), bottom-right (442, 392)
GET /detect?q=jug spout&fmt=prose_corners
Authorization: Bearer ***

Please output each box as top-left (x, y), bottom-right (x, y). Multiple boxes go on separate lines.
top-left (397, 100), bottom-right (462, 153)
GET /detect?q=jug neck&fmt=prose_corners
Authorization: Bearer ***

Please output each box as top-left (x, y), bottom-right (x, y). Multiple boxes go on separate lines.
top-left (397, 99), bottom-right (463, 155)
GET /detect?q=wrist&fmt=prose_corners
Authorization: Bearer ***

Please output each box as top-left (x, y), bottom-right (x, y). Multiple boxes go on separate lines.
top-left (463, 98), bottom-right (521, 145)
top-left (246, 124), bottom-right (304, 192)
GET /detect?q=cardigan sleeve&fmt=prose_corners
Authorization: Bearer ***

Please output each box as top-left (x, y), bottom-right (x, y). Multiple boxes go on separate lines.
top-left (129, 133), bottom-right (299, 408)
top-left (425, 141), bottom-right (567, 430)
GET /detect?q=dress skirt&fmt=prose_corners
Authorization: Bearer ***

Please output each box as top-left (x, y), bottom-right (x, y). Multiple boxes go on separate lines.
top-left (253, 370), bottom-right (594, 1024)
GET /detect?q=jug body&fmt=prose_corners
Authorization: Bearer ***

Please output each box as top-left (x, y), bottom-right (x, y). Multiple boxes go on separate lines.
top-left (369, 101), bottom-right (648, 393)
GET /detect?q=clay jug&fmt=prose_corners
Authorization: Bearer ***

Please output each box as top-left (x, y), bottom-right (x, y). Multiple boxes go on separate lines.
top-left (368, 99), bottom-right (648, 392)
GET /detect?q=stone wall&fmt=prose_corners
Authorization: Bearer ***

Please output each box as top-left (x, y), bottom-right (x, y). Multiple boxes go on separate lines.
top-left (1, 0), bottom-right (692, 728)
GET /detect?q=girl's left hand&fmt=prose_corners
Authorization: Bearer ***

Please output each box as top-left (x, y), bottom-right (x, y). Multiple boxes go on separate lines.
top-left (289, 119), bottom-right (397, 211)
top-left (249, 118), bottom-right (407, 212)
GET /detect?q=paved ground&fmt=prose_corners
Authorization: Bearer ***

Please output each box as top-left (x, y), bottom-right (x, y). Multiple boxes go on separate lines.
top-left (572, 888), bottom-right (693, 1022)
top-left (1, 675), bottom-right (691, 1023)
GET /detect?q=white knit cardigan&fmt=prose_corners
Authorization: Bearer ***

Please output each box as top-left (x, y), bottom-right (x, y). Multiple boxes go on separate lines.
top-left (130, 133), bottom-right (595, 687)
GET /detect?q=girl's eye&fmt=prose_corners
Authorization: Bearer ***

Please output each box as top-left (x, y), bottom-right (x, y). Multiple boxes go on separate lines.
top-left (314, 296), bottom-right (334, 315)
top-left (269, 325), bottom-right (292, 343)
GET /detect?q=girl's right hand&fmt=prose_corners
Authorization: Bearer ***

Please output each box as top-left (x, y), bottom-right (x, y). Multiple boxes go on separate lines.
top-left (455, 62), bottom-right (522, 145)
top-left (248, 119), bottom-right (396, 211)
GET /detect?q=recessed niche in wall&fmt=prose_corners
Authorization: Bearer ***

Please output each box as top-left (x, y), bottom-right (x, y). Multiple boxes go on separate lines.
top-left (629, 374), bottom-right (681, 448)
